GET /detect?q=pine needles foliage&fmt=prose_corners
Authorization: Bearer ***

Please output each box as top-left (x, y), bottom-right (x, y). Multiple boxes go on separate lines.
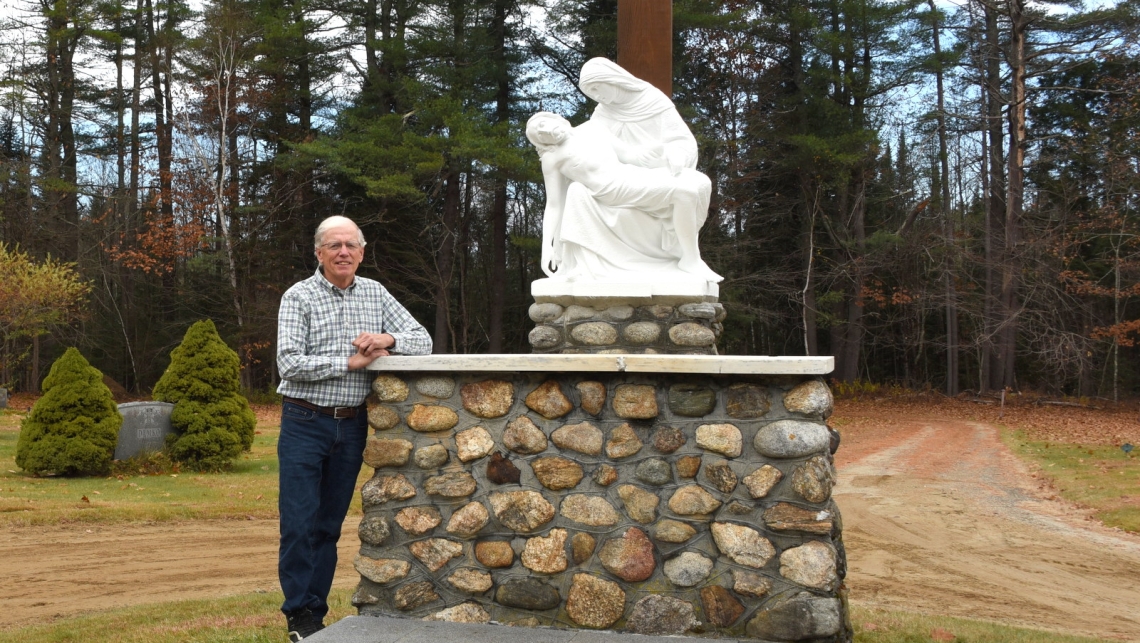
top-left (15, 347), bottom-right (122, 476)
top-left (153, 320), bottom-right (256, 471)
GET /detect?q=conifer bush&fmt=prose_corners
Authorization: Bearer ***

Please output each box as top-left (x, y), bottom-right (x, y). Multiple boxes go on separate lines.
top-left (16, 348), bottom-right (122, 476)
top-left (153, 319), bottom-right (256, 471)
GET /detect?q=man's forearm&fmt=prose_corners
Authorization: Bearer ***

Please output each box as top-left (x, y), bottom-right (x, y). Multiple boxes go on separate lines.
top-left (388, 327), bottom-right (432, 355)
top-left (278, 347), bottom-right (347, 381)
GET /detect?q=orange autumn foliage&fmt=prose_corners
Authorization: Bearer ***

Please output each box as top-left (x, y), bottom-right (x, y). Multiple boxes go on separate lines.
top-left (102, 207), bottom-right (210, 275)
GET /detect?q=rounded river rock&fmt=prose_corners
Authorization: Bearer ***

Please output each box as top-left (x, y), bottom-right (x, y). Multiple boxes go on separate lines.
top-left (496, 577), bottom-right (561, 610)
top-left (566, 574), bottom-right (626, 628)
top-left (460, 380), bottom-right (515, 418)
top-left (371, 374), bottom-right (409, 402)
top-left (525, 380), bottom-right (574, 419)
top-left (754, 420), bottom-right (831, 458)
top-left (406, 404), bottom-right (459, 432)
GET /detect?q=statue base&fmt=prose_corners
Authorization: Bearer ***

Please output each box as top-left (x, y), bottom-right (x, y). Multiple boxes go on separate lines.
top-left (528, 298), bottom-right (725, 355)
top-left (531, 278), bottom-right (719, 307)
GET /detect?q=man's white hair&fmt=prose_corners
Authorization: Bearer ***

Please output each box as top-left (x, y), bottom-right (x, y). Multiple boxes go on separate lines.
top-left (314, 216), bottom-right (366, 249)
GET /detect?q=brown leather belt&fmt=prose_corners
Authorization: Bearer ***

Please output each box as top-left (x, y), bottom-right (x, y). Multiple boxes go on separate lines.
top-left (283, 397), bottom-right (364, 419)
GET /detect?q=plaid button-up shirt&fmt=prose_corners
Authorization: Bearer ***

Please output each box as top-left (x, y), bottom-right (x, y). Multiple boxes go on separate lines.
top-left (276, 269), bottom-right (432, 407)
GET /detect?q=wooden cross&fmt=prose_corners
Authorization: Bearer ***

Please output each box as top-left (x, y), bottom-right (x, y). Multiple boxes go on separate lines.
top-left (617, 0), bottom-right (672, 97)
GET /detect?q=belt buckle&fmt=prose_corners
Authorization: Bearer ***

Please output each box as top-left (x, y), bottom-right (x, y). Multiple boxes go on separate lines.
top-left (332, 406), bottom-right (353, 419)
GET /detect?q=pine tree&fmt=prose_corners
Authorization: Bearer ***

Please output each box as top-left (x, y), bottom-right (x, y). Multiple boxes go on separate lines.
top-left (153, 319), bottom-right (255, 471)
top-left (16, 348), bottom-right (122, 476)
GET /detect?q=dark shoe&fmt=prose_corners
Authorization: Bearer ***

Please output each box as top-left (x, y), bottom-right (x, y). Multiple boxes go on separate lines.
top-left (286, 608), bottom-right (324, 641)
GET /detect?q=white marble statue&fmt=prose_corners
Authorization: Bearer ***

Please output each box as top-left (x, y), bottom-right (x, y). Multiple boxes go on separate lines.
top-left (528, 58), bottom-right (722, 301)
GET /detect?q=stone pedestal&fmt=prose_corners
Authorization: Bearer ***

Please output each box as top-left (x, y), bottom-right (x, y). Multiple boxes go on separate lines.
top-left (360, 355), bottom-right (849, 642)
top-left (528, 302), bottom-right (726, 355)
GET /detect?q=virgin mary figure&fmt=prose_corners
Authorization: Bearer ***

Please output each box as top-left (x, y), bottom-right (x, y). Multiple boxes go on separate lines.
top-left (533, 58), bottom-right (721, 298)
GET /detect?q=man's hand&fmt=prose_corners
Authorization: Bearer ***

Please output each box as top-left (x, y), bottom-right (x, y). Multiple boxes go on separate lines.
top-left (348, 348), bottom-right (388, 370)
top-left (353, 332), bottom-right (395, 354)
top-left (348, 333), bottom-right (395, 370)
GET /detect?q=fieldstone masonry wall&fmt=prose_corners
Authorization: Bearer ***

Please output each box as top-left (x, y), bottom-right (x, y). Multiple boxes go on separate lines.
top-left (527, 302), bottom-right (725, 355)
top-left (355, 370), bottom-right (850, 642)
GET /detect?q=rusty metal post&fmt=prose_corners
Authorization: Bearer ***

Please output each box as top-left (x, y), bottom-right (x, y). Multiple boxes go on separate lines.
top-left (617, 0), bottom-right (672, 97)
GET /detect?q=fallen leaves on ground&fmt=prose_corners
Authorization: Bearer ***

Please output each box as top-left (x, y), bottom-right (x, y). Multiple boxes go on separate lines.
top-left (930, 626), bottom-right (956, 641)
top-left (835, 395), bottom-right (1140, 446)
top-left (250, 404), bottom-right (280, 424)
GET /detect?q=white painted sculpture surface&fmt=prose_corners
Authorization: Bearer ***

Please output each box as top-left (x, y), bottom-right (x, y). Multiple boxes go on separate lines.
top-left (528, 58), bottom-right (722, 304)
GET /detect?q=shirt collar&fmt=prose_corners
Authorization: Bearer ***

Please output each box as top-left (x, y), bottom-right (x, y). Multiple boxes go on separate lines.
top-left (315, 267), bottom-right (357, 294)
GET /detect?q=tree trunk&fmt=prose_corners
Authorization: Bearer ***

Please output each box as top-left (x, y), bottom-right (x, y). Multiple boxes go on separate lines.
top-left (1112, 238), bottom-right (1121, 402)
top-left (801, 190), bottom-right (819, 356)
top-left (42, 9), bottom-right (61, 252)
top-left (840, 183), bottom-right (866, 382)
top-left (59, 14), bottom-right (79, 262)
top-left (433, 162), bottom-right (461, 353)
top-left (145, 0), bottom-right (173, 220)
top-left (30, 335), bottom-right (40, 394)
top-left (115, 10), bottom-right (126, 197)
top-left (294, 4), bottom-right (316, 228)
top-left (40, 1), bottom-right (82, 261)
top-left (984, 0), bottom-right (1006, 391)
top-left (1001, 0), bottom-right (1027, 391)
top-left (130, 0), bottom-right (143, 217)
top-left (459, 165), bottom-right (474, 352)
top-left (930, 0), bottom-right (958, 395)
top-left (363, 0), bottom-right (381, 101)
top-left (487, 0), bottom-right (510, 353)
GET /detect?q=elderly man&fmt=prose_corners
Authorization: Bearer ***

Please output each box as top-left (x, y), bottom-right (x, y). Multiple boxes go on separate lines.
top-left (276, 215), bottom-right (431, 641)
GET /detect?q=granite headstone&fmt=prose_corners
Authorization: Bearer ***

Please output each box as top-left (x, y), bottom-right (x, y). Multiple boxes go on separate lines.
top-left (114, 401), bottom-right (175, 460)
top-left (0, 387), bottom-right (7, 409)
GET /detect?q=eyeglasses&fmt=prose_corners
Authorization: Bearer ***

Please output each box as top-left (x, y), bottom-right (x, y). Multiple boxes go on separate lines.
top-left (319, 241), bottom-right (364, 252)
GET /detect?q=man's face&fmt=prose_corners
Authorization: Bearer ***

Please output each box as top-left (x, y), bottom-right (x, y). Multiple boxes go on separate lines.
top-left (315, 224), bottom-right (364, 287)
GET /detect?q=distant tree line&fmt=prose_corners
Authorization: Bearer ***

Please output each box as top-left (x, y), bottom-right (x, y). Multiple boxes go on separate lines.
top-left (0, 0), bottom-right (1138, 399)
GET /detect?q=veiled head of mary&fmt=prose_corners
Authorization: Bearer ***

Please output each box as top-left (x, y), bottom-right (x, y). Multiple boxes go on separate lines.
top-left (579, 58), bottom-right (649, 105)
top-left (578, 58), bottom-right (674, 122)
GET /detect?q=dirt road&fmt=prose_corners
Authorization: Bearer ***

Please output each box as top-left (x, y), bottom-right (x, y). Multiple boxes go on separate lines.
top-left (2, 517), bottom-right (361, 629)
top-left (4, 412), bottom-right (1140, 639)
top-left (835, 412), bottom-right (1140, 641)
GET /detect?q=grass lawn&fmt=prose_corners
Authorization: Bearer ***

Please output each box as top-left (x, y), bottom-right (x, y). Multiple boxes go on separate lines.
top-left (1003, 432), bottom-right (1140, 533)
top-left (1, 589), bottom-right (356, 643)
top-left (0, 405), bottom-right (366, 527)
top-left (0, 591), bottom-right (1111, 643)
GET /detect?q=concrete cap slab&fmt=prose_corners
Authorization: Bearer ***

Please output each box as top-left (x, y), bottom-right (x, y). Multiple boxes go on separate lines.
top-left (366, 354), bottom-right (833, 375)
top-left (306, 615), bottom-right (749, 643)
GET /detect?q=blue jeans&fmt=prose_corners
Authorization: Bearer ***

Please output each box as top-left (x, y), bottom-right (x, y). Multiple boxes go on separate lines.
top-left (278, 401), bottom-right (367, 619)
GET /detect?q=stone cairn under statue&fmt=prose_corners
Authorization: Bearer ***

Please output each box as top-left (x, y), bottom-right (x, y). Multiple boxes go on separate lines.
top-left (354, 58), bottom-right (851, 643)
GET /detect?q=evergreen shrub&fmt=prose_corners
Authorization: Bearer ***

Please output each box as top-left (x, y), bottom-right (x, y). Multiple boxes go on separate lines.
top-left (153, 320), bottom-right (256, 471)
top-left (16, 347), bottom-right (122, 476)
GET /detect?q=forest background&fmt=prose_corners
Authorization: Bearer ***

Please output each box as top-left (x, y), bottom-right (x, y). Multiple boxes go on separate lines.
top-left (1, 0), bottom-right (1139, 401)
